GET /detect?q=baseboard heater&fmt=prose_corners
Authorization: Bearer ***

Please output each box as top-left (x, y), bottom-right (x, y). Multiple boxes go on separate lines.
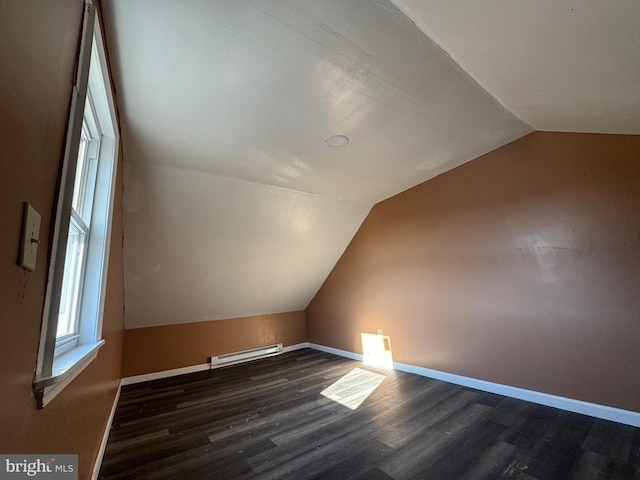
top-left (208, 343), bottom-right (284, 368)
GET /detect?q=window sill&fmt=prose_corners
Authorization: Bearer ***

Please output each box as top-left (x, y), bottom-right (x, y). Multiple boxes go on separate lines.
top-left (33, 340), bottom-right (105, 408)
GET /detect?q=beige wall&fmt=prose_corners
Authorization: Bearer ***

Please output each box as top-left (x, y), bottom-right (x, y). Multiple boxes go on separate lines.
top-left (0, 1), bottom-right (124, 478)
top-left (122, 311), bottom-right (307, 377)
top-left (307, 132), bottom-right (640, 412)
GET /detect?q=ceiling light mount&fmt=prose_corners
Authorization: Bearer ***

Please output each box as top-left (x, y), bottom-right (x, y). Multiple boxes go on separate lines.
top-left (325, 134), bottom-right (349, 148)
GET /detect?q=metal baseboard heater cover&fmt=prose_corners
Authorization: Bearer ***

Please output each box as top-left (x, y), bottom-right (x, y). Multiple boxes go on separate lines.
top-left (209, 343), bottom-right (284, 368)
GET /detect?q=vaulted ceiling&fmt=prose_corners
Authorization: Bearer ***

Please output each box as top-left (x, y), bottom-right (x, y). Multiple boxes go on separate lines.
top-left (102, 0), bottom-right (639, 329)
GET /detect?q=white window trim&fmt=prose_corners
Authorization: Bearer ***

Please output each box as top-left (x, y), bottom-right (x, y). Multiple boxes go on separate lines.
top-left (34, 2), bottom-right (119, 408)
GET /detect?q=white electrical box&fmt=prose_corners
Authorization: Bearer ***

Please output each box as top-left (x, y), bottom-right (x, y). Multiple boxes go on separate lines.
top-left (18, 202), bottom-right (41, 271)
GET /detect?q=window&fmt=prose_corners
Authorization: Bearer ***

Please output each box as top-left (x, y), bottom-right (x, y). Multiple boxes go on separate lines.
top-left (56, 111), bottom-right (98, 355)
top-left (34, 2), bottom-right (119, 408)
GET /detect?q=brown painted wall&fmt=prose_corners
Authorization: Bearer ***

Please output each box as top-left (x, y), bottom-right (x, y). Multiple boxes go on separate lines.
top-left (307, 132), bottom-right (640, 412)
top-left (0, 2), bottom-right (124, 478)
top-left (121, 311), bottom-right (307, 377)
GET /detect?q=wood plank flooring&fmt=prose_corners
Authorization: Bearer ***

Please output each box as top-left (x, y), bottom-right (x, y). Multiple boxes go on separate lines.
top-left (99, 349), bottom-right (640, 479)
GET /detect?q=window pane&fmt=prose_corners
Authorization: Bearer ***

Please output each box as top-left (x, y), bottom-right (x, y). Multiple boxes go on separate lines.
top-left (56, 219), bottom-right (87, 339)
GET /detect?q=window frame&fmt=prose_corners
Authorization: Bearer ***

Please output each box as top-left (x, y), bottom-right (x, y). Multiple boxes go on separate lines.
top-left (34, 2), bottom-right (119, 408)
top-left (56, 99), bottom-right (101, 356)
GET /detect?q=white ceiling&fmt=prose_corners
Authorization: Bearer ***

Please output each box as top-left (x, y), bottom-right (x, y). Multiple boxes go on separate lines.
top-left (393, 0), bottom-right (640, 134)
top-left (102, 0), bottom-right (636, 329)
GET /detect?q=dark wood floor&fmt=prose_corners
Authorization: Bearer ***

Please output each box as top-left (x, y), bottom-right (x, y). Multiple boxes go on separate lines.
top-left (99, 349), bottom-right (639, 480)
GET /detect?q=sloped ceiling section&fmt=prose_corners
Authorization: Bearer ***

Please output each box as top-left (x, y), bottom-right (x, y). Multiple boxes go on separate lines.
top-left (124, 161), bottom-right (370, 327)
top-left (393, 0), bottom-right (640, 134)
top-left (103, 0), bottom-right (531, 329)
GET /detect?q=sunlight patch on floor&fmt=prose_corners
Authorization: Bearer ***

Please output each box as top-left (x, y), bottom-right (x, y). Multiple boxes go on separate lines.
top-left (320, 367), bottom-right (386, 410)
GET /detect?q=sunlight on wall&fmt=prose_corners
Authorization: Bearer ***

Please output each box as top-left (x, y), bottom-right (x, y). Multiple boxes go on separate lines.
top-left (320, 367), bottom-right (386, 410)
top-left (361, 332), bottom-right (394, 370)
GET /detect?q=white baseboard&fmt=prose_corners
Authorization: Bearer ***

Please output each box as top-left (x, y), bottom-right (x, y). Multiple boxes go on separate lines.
top-left (308, 342), bottom-right (362, 361)
top-left (307, 343), bottom-right (640, 427)
top-left (282, 342), bottom-right (309, 353)
top-left (92, 381), bottom-right (121, 480)
top-left (121, 342), bottom-right (311, 386)
top-left (121, 363), bottom-right (211, 385)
